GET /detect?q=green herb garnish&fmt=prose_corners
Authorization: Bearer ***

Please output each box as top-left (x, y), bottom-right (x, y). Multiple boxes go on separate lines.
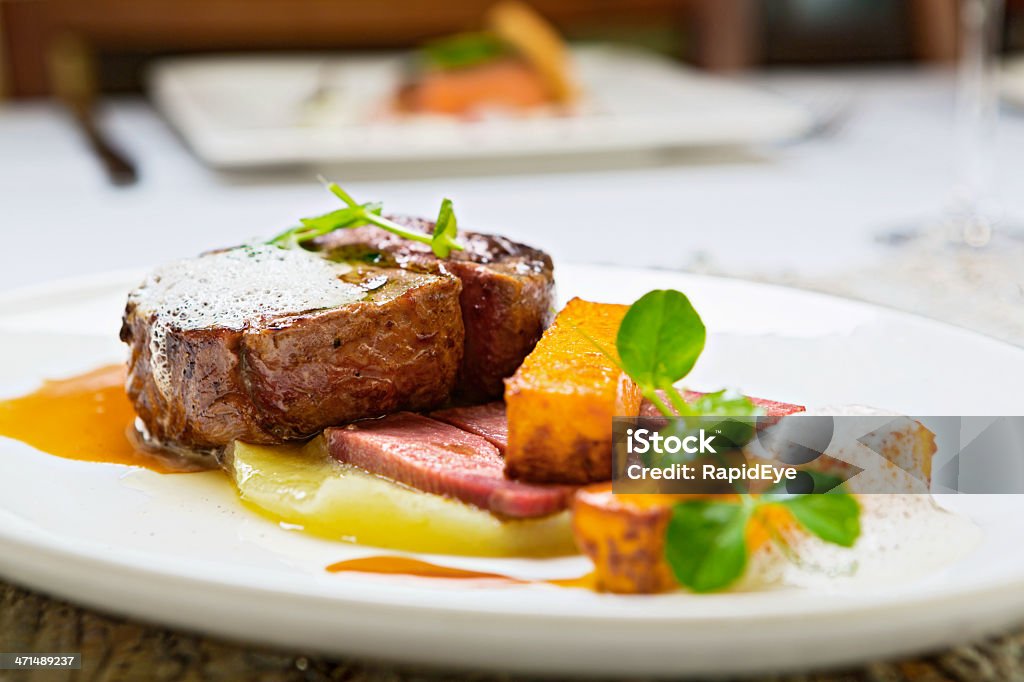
top-left (420, 32), bottom-right (508, 71)
top-left (666, 478), bottom-right (860, 592)
top-left (269, 179), bottom-right (463, 258)
top-left (611, 289), bottom-right (861, 592)
top-left (616, 289), bottom-right (755, 418)
top-left (762, 474), bottom-right (861, 547)
top-left (665, 499), bottom-right (752, 593)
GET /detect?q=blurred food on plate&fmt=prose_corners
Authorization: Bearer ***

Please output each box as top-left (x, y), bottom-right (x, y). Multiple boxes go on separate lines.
top-left (395, 2), bottom-right (577, 118)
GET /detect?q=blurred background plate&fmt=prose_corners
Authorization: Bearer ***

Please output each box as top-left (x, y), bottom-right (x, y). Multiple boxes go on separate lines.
top-left (1001, 54), bottom-right (1024, 108)
top-left (148, 46), bottom-right (813, 169)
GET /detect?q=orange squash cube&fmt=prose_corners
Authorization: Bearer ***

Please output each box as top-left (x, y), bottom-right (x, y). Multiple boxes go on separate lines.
top-left (504, 297), bottom-right (642, 484)
top-left (572, 485), bottom-right (794, 594)
top-left (572, 484), bottom-right (680, 594)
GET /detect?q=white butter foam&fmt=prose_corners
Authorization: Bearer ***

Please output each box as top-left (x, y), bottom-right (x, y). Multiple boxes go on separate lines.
top-left (129, 245), bottom-right (363, 397)
top-left (741, 494), bottom-right (981, 591)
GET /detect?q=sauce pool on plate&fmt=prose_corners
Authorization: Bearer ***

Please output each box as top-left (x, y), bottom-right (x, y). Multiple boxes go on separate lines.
top-left (326, 555), bottom-right (594, 588)
top-left (0, 364), bottom-right (195, 473)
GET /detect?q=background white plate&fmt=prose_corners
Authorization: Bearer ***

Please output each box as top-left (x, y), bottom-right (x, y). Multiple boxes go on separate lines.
top-left (1, 265), bottom-right (1023, 678)
top-left (1003, 55), bottom-right (1024, 110)
top-left (148, 47), bottom-right (812, 168)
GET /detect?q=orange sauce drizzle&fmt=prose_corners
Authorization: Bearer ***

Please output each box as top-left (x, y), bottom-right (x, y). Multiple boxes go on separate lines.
top-left (326, 556), bottom-right (595, 589)
top-left (0, 364), bottom-right (184, 473)
top-left (1, 366), bottom-right (596, 584)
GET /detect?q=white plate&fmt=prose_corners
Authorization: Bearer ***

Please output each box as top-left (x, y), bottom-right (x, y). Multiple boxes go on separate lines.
top-left (1, 265), bottom-right (1023, 678)
top-left (148, 47), bottom-right (812, 168)
top-left (1003, 56), bottom-right (1024, 109)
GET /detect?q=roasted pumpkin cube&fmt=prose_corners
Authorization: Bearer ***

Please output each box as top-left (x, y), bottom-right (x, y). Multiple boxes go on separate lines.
top-left (504, 298), bottom-right (642, 484)
top-left (572, 484), bottom-right (680, 594)
top-left (573, 485), bottom-right (793, 594)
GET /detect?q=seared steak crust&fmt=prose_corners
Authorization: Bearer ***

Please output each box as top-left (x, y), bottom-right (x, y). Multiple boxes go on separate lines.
top-left (316, 217), bottom-right (555, 400)
top-left (121, 264), bottom-right (464, 450)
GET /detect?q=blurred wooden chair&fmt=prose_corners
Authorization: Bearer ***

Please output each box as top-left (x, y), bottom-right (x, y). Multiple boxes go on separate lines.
top-left (910, 0), bottom-right (958, 62)
top-left (2, 0), bottom-right (760, 98)
top-left (0, 0), bottom-right (974, 99)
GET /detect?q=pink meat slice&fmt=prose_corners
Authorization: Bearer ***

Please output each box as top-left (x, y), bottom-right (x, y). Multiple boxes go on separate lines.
top-left (324, 413), bottom-right (571, 518)
top-left (640, 390), bottom-right (805, 417)
top-left (430, 402), bottom-right (508, 454)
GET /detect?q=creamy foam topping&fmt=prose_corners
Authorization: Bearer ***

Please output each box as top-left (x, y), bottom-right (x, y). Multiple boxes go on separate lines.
top-left (129, 245), bottom-right (363, 397)
top-left (741, 494), bottom-right (980, 590)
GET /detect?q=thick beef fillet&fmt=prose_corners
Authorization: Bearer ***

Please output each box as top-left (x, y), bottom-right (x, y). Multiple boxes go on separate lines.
top-left (325, 413), bottom-right (571, 518)
top-left (121, 246), bottom-right (464, 451)
top-left (431, 402), bottom-right (508, 453)
top-left (316, 217), bottom-right (554, 400)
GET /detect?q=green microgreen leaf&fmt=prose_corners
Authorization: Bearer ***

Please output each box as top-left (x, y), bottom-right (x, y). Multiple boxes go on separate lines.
top-left (431, 198), bottom-right (459, 258)
top-left (778, 492), bottom-right (861, 548)
top-left (267, 181), bottom-right (463, 257)
top-left (324, 180), bottom-right (359, 208)
top-left (665, 500), bottom-right (752, 593)
top-left (612, 292), bottom-right (758, 422)
top-left (676, 389), bottom-right (762, 450)
top-left (298, 205), bottom-right (376, 232)
top-left (686, 389), bottom-right (762, 418)
top-left (763, 471), bottom-right (848, 498)
top-left (664, 485), bottom-right (861, 592)
top-left (616, 290), bottom-right (706, 391)
top-left (421, 32), bottom-right (507, 71)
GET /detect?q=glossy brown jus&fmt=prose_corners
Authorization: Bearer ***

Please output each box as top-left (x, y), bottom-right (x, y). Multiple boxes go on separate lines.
top-left (0, 364), bottom-right (197, 473)
top-left (326, 555), bottom-right (595, 589)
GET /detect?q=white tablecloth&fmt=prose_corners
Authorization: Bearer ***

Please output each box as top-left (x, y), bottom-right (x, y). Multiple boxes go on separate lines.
top-left (2, 68), bottom-right (1023, 340)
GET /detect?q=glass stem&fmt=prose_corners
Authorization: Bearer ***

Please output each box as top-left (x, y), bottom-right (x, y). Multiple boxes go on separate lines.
top-left (953, 0), bottom-right (1003, 246)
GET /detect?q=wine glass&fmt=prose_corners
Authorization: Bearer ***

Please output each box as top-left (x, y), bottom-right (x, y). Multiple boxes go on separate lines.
top-left (882, 0), bottom-right (1013, 248)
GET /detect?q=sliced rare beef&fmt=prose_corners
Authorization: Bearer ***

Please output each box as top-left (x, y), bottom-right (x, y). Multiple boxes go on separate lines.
top-left (122, 247), bottom-right (464, 451)
top-left (324, 412), bottom-right (571, 518)
top-left (315, 217), bottom-right (554, 401)
top-left (431, 402), bottom-right (508, 453)
top-left (639, 390), bottom-right (806, 418)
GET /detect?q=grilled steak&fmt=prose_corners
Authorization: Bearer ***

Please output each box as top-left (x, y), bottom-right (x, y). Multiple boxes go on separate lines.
top-left (325, 412), bottom-right (571, 518)
top-left (121, 246), bottom-right (464, 451)
top-left (316, 217), bottom-right (554, 400)
top-left (431, 402), bottom-right (508, 453)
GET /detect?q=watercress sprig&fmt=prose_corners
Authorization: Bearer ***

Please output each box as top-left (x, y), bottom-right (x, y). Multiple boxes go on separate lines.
top-left (611, 289), bottom-right (861, 592)
top-left (666, 477), bottom-right (860, 592)
top-left (616, 289), bottom-right (758, 419)
top-left (421, 32), bottom-right (507, 71)
top-left (269, 179), bottom-right (463, 258)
